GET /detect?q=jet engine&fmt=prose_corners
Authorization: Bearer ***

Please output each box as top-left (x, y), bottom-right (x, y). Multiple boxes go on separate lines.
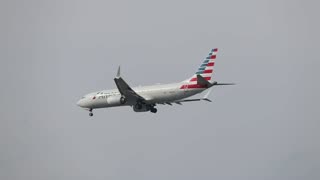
top-left (133, 103), bottom-right (150, 112)
top-left (107, 95), bottom-right (127, 105)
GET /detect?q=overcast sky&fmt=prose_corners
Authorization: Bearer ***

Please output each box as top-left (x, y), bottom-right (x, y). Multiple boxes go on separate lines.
top-left (0, 0), bottom-right (319, 180)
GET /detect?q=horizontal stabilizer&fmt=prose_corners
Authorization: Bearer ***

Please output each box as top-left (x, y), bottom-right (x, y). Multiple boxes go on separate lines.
top-left (212, 81), bottom-right (236, 86)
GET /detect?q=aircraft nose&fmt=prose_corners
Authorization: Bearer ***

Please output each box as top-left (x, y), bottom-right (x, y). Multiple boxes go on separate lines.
top-left (77, 99), bottom-right (84, 107)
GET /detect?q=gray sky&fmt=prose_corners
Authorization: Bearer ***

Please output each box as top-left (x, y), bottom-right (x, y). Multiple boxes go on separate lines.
top-left (1, 0), bottom-right (319, 180)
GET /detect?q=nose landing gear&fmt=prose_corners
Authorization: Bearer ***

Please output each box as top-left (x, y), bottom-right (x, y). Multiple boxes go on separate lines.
top-left (89, 109), bottom-right (93, 117)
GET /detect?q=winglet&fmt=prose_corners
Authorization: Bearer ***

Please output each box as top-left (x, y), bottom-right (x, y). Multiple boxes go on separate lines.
top-left (202, 89), bottom-right (212, 102)
top-left (173, 88), bottom-right (213, 104)
top-left (116, 66), bottom-right (121, 78)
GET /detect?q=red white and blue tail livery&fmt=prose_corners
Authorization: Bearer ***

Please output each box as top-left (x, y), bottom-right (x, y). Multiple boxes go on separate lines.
top-left (186, 48), bottom-right (217, 82)
top-left (77, 48), bottom-right (234, 116)
top-left (181, 48), bottom-right (218, 89)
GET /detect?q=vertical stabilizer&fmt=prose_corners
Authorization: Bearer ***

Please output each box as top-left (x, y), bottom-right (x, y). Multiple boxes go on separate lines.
top-left (184, 48), bottom-right (218, 84)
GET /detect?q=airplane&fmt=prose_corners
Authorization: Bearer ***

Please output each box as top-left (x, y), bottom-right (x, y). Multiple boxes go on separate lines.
top-left (77, 48), bottom-right (234, 116)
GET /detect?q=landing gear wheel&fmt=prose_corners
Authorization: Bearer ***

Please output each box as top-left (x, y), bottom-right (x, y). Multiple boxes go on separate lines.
top-left (150, 108), bottom-right (157, 113)
top-left (89, 109), bottom-right (93, 117)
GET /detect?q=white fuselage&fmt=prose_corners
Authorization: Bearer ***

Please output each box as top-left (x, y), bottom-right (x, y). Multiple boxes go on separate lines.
top-left (76, 48), bottom-right (231, 115)
top-left (77, 82), bottom-right (206, 109)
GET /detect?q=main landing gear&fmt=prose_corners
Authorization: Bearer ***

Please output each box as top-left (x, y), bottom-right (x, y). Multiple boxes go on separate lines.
top-left (89, 109), bottom-right (93, 117)
top-left (149, 104), bottom-right (157, 114)
top-left (150, 107), bottom-right (157, 113)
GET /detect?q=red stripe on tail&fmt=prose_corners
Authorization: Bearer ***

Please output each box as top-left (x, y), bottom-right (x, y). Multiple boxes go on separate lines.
top-left (210, 55), bottom-right (216, 59)
top-left (207, 62), bottom-right (215, 66)
top-left (203, 69), bottom-right (213, 73)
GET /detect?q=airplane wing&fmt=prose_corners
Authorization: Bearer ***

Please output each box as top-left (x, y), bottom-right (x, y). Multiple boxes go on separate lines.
top-left (114, 66), bottom-right (146, 102)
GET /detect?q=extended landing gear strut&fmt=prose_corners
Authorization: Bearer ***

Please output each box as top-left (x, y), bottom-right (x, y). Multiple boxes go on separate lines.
top-left (89, 109), bottom-right (93, 117)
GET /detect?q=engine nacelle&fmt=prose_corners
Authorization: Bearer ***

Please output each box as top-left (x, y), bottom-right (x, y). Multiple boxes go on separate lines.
top-left (133, 103), bottom-right (150, 112)
top-left (107, 95), bottom-right (127, 105)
